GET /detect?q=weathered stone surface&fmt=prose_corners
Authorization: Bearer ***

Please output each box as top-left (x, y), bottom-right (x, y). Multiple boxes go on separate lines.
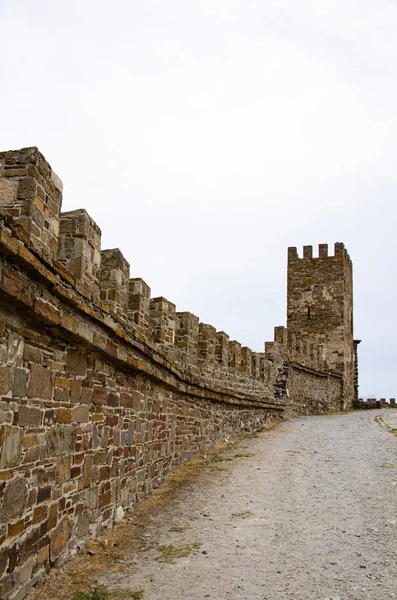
top-left (0, 179), bottom-right (17, 205)
top-left (71, 405), bottom-right (89, 423)
top-left (0, 366), bottom-right (12, 396)
top-left (1, 476), bottom-right (28, 523)
top-left (46, 425), bottom-right (76, 457)
top-left (65, 350), bottom-right (87, 376)
top-left (12, 368), bottom-right (28, 398)
top-left (56, 455), bottom-right (71, 484)
top-left (50, 517), bottom-right (72, 562)
top-left (0, 426), bottom-right (23, 469)
top-left (18, 406), bottom-right (42, 428)
top-left (27, 365), bottom-right (53, 400)
top-left (75, 512), bottom-right (89, 538)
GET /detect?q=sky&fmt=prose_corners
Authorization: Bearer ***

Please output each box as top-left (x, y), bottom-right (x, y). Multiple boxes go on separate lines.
top-left (0, 0), bottom-right (396, 397)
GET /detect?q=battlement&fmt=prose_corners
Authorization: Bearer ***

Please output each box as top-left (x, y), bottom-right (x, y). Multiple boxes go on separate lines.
top-left (357, 398), bottom-right (396, 409)
top-left (0, 148), bottom-right (355, 396)
top-left (0, 149), bottom-right (272, 383)
top-left (288, 243), bottom-right (351, 264)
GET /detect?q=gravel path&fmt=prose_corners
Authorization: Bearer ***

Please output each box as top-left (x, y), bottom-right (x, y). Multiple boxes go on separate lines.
top-left (97, 410), bottom-right (397, 600)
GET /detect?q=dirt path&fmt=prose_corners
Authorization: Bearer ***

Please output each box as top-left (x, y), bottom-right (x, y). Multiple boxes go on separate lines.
top-left (29, 410), bottom-right (397, 600)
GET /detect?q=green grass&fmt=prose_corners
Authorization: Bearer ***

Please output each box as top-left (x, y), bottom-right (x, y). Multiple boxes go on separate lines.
top-left (375, 415), bottom-right (397, 437)
top-left (73, 592), bottom-right (109, 600)
top-left (231, 511), bottom-right (252, 519)
top-left (210, 456), bottom-right (233, 463)
top-left (233, 453), bottom-right (255, 458)
top-left (73, 589), bottom-right (144, 600)
top-left (156, 543), bottom-right (201, 563)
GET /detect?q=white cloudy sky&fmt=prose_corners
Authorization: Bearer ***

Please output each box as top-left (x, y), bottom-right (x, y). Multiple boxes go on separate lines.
top-left (0, 0), bottom-right (396, 397)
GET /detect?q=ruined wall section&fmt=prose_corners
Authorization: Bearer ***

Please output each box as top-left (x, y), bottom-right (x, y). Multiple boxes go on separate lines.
top-left (261, 324), bottom-right (343, 414)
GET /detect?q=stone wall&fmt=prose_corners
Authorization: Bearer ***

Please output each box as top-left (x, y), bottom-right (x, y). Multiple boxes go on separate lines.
top-left (0, 146), bottom-right (355, 600)
top-left (287, 243), bottom-right (355, 409)
top-left (286, 364), bottom-right (343, 415)
top-left (356, 398), bottom-right (396, 409)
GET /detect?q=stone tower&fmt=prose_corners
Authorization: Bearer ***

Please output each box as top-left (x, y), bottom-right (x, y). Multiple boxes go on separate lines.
top-left (287, 242), bottom-right (356, 409)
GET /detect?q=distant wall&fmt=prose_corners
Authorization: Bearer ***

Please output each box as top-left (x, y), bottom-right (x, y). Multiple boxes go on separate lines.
top-left (356, 398), bottom-right (396, 409)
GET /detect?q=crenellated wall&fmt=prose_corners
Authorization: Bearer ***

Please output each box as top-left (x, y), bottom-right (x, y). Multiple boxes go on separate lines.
top-left (356, 398), bottom-right (396, 409)
top-left (0, 147), bottom-right (355, 600)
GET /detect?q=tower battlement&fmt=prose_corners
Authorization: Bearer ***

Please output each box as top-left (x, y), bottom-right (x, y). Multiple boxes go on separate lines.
top-left (288, 242), bottom-right (351, 263)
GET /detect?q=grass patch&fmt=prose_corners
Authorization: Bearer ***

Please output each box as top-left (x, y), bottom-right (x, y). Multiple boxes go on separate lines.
top-left (233, 453), bottom-right (255, 458)
top-left (380, 464), bottom-right (395, 469)
top-left (210, 452), bottom-right (254, 463)
top-left (375, 415), bottom-right (397, 437)
top-left (169, 526), bottom-right (186, 533)
top-left (73, 590), bottom-right (143, 600)
top-left (73, 592), bottom-right (109, 600)
top-left (231, 511), bottom-right (252, 519)
top-left (156, 543), bottom-right (201, 563)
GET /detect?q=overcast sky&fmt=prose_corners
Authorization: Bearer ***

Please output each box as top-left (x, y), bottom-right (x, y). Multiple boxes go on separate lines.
top-left (0, 0), bottom-right (396, 397)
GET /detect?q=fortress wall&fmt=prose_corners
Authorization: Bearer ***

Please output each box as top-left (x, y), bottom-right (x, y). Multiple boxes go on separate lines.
top-left (356, 398), bottom-right (396, 409)
top-left (285, 365), bottom-right (342, 416)
top-left (0, 147), bottom-right (351, 600)
top-left (261, 325), bottom-right (342, 415)
top-left (0, 148), bottom-right (283, 600)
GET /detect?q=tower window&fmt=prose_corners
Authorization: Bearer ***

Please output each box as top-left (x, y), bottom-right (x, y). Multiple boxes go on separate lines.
top-left (308, 307), bottom-right (311, 320)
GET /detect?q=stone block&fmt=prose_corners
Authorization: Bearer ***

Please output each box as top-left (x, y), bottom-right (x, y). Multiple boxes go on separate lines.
top-left (7, 519), bottom-right (25, 538)
top-left (33, 505), bottom-right (48, 525)
top-left (46, 425), bottom-right (77, 457)
top-left (55, 408), bottom-right (71, 424)
top-left (66, 349), bottom-right (87, 376)
top-left (78, 455), bottom-right (93, 490)
top-left (48, 503), bottom-right (58, 530)
top-left (18, 556), bottom-right (35, 584)
top-left (75, 512), bottom-right (89, 539)
top-left (71, 405), bottom-right (89, 423)
top-left (0, 366), bottom-right (12, 396)
top-left (0, 547), bottom-right (8, 577)
top-left (50, 517), bottom-right (72, 563)
top-left (18, 405), bottom-right (42, 428)
top-left (0, 402), bottom-right (12, 425)
top-left (37, 486), bottom-right (51, 503)
top-left (27, 365), bottom-right (54, 400)
top-left (0, 426), bottom-right (23, 469)
top-left (0, 476), bottom-right (28, 523)
top-left (93, 386), bottom-right (108, 405)
top-left (12, 368), bottom-right (28, 398)
top-left (23, 345), bottom-right (43, 364)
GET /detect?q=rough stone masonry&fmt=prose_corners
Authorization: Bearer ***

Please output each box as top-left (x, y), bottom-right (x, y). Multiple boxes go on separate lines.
top-left (0, 147), bottom-right (359, 600)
